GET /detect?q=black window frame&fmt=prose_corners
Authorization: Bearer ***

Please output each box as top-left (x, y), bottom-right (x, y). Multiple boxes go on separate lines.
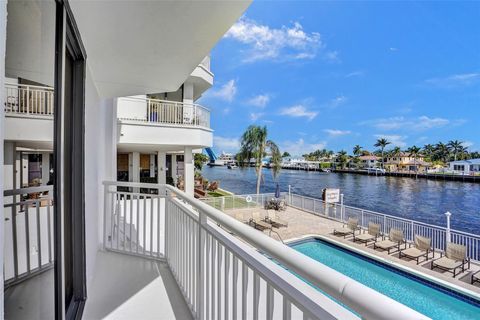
top-left (54, 1), bottom-right (87, 319)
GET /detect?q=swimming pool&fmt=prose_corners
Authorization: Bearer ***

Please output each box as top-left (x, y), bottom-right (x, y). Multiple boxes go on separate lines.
top-left (290, 238), bottom-right (480, 320)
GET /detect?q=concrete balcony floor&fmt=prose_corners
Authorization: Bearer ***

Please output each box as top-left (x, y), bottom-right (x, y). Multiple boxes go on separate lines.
top-left (84, 251), bottom-right (192, 320)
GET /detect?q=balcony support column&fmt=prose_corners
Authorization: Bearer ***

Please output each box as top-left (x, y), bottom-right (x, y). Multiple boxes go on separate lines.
top-left (157, 152), bottom-right (166, 184)
top-left (171, 154), bottom-right (177, 187)
top-left (184, 147), bottom-right (194, 196)
top-left (149, 154), bottom-right (156, 178)
top-left (41, 152), bottom-right (51, 185)
top-left (129, 152), bottom-right (140, 183)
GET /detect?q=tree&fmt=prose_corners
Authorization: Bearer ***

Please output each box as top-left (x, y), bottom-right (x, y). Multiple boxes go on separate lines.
top-left (406, 145), bottom-right (421, 173)
top-left (423, 144), bottom-right (435, 161)
top-left (194, 153), bottom-right (209, 171)
top-left (390, 146), bottom-right (402, 157)
top-left (353, 145), bottom-right (363, 156)
top-left (336, 150), bottom-right (349, 169)
top-left (435, 142), bottom-right (449, 163)
top-left (448, 140), bottom-right (464, 162)
top-left (282, 151), bottom-right (291, 158)
top-left (237, 125), bottom-right (281, 195)
top-left (374, 138), bottom-right (391, 169)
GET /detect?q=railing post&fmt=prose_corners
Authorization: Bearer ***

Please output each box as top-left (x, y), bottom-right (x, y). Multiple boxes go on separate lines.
top-left (361, 210), bottom-right (364, 226)
top-left (288, 185), bottom-right (292, 204)
top-left (340, 194), bottom-right (344, 222)
top-left (383, 215), bottom-right (387, 234)
top-left (445, 211), bottom-right (452, 243)
top-left (197, 210), bottom-right (207, 320)
top-left (410, 220), bottom-right (414, 241)
top-left (221, 197), bottom-right (225, 212)
top-left (26, 85), bottom-right (30, 114)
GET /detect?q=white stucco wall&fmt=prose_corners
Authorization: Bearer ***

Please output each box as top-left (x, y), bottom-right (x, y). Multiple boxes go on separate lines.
top-left (5, 1), bottom-right (55, 86)
top-left (84, 66), bottom-right (116, 285)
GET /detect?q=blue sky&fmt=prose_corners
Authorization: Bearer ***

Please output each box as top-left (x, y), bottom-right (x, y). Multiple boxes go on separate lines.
top-left (198, 1), bottom-right (480, 156)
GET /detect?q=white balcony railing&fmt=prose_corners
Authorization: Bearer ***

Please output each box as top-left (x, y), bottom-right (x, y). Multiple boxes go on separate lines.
top-left (103, 181), bottom-right (427, 320)
top-left (117, 97), bottom-right (210, 129)
top-left (4, 83), bottom-right (54, 117)
top-left (3, 186), bottom-right (54, 288)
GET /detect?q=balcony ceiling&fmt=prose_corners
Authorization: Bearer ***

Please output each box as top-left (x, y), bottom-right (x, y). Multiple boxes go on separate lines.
top-left (69, 1), bottom-right (251, 98)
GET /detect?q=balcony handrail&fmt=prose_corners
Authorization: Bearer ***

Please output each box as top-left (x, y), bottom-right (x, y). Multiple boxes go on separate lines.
top-left (117, 96), bottom-right (210, 128)
top-left (118, 96), bottom-right (210, 112)
top-left (5, 82), bottom-right (54, 91)
top-left (102, 181), bottom-right (427, 320)
top-left (4, 83), bottom-right (54, 116)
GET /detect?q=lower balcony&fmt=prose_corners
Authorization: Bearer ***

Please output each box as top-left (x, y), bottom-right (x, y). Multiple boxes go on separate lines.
top-left (4, 182), bottom-right (428, 320)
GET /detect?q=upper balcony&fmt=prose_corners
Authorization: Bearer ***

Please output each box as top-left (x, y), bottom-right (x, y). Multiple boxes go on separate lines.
top-left (117, 96), bottom-right (212, 151)
top-left (3, 83), bottom-right (54, 147)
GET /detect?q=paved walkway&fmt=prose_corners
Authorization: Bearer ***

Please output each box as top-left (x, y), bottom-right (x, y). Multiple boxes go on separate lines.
top-left (225, 206), bottom-right (480, 295)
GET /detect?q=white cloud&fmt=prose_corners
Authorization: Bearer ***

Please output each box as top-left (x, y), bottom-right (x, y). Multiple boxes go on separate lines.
top-left (279, 105), bottom-right (318, 121)
top-left (362, 116), bottom-right (452, 131)
top-left (213, 136), bottom-right (239, 152)
top-left (328, 95), bottom-right (348, 108)
top-left (425, 73), bottom-right (480, 88)
top-left (224, 17), bottom-right (322, 62)
top-left (324, 50), bottom-right (340, 63)
top-left (324, 129), bottom-right (351, 137)
top-left (249, 112), bottom-right (264, 121)
top-left (374, 135), bottom-right (407, 148)
top-left (280, 138), bottom-right (327, 157)
top-left (247, 94), bottom-right (270, 108)
top-left (389, 47), bottom-right (399, 52)
top-left (345, 70), bottom-right (364, 78)
top-left (207, 79), bottom-right (237, 102)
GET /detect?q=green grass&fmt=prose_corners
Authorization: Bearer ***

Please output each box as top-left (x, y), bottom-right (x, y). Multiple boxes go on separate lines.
top-left (203, 195), bottom-right (259, 211)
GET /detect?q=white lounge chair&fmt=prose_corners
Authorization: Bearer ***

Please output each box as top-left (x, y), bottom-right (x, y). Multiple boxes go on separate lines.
top-left (265, 210), bottom-right (288, 228)
top-left (333, 217), bottom-right (359, 238)
top-left (399, 235), bottom-right (433, 264)
top-left (431, 242), bottom-right (470, 277)
top-left (374, 228), bottom-right (406, 254)
top-left (472, 270), bottom-right (480, 285)
top-left (353, 222), bottom-right (381, 246)
top-left (249, 211), bottom-right (272, 231)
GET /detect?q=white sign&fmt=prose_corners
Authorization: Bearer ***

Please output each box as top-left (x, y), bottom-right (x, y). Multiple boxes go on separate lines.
top-left (324, 188), bottom-right (340, 203)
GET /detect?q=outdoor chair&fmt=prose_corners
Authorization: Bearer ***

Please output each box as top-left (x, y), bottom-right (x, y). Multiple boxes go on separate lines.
top-left (353, 222), bottom-right (381, 246)
top-left (374, 228), bottom-right (406, 254)
top-left (472, 270), bottom-right (480, 285)
top-left (333, 217), bottom-right (360, 238)
top-left (249, 211), bottom-right (272, 231)
top-left (264, 210), bottom-right (288, 228)
top-left (431, 242), bottom-right (470, 277)
top-left (399, 235), bottom-right (433, 264)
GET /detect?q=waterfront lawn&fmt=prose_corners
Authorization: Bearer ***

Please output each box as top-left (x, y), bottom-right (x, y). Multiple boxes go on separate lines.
top-left (204, 195), bottom-right (255, 210)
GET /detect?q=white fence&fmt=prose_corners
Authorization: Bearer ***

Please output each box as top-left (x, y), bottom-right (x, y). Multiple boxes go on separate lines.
top-left (3, 186), bottom-right (54, 288)
top-left (103, 181), bottom-right (427, 320)
top-left (4, 83), bottom-right (54, 116)
top-left (288, 193), bottom-right (480, 262)
top-left (117, 97), bottom-right (210, 128)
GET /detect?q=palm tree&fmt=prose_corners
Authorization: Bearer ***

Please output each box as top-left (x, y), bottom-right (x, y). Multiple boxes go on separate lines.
top-left (448, 140), bottom-right (464, 162)
top-left (353, 145), bottom-right (363, 156)
top-left (352, 145), bottom-right (363, 169)
top-left (374, 138), bottom-right (391, 169)
top-left (423, 144), bottom-right (435, 161)
top-left (435, 142), bottom-right (449, 163)
top-left (336, 150), bottom-right (349, 169)
top-left (391, 146), bottom-right (402, 157)
top-left (406, 145), bottom-right (421, 173)
top-left (237, 125), bottom-right (281, 195)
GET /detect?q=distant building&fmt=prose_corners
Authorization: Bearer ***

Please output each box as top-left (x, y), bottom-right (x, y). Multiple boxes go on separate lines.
top-left (448, 159), bottom-right (480, 175)
top-left (357, 155), bottom-right (381, 169)
top-left (384, 153), bottom-right (431, 173)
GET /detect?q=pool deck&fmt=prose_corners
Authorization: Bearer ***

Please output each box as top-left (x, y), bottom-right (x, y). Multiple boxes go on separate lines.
top-left (224, 206), bottom-right (480, 296)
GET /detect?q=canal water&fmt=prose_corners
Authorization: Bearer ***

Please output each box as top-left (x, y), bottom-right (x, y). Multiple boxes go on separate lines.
top-left (202, 166), bottom-right (480, 234)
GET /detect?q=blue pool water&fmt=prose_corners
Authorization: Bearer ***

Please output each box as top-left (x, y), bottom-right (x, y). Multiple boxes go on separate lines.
top-left (291, 239), bottom-right (480, 320)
